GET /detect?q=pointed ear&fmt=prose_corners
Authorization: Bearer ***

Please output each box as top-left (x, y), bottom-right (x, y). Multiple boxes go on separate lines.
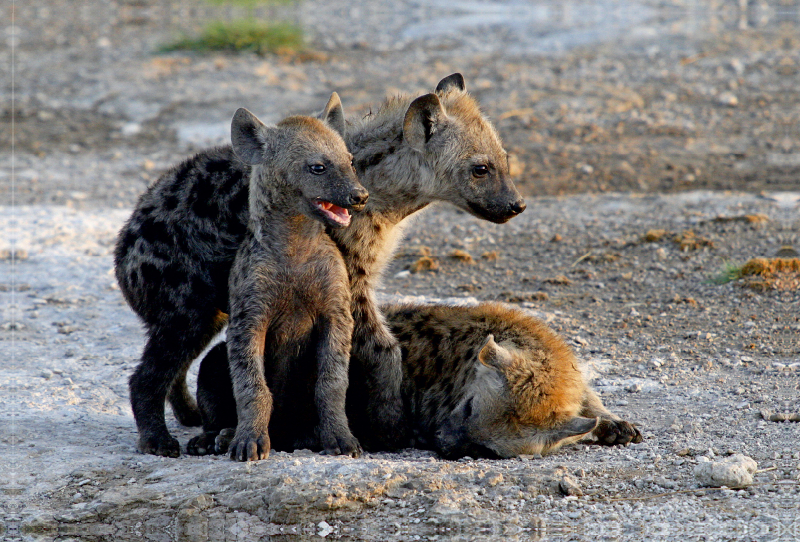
top-left (539, 417), bottom-right (599, 454)
top-left (478, 334), bottom-right (513, 369)
top-left (435, 72), bottom-right (466, 94)
top-left (231, 108), bottom-right (273, 165)
top-left (320, 92), bottom-right (346, 138)
top-left (403, 93), bottom-right (447, 152)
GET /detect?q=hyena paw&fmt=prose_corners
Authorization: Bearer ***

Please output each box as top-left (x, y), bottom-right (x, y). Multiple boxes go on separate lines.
top-left (186, 431), bottom-right (222, 456)
top-left (320, 430), bottom-right (362, 458)
top-left (214, 428), bottom-right (236, 454)
top-left (595, 419), bottom-right (643, 446)
top-left (138, 433), bottom-right (181, 458)
top-left (228, 429), bottom-right (270, 462)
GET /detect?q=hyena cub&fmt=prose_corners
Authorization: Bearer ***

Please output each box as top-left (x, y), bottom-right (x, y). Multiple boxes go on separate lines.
top-left (222, 99), bottom-right (367, 461)
top-left (193, 302), bottom-right (641, 459)
top-left (114, 94), bottom-right (360, 458)
top-left (384, 303), bottom-right (642, 458)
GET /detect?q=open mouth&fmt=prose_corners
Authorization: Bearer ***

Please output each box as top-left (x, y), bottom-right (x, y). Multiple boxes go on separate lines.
top-left (314, 199), bottom-right (351, 226)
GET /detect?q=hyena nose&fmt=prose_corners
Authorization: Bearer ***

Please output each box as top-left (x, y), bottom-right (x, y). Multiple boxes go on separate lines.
top-left (349, 188), bottom-right (369, 207)
top-left (510, 199), bottom-right (526, 215)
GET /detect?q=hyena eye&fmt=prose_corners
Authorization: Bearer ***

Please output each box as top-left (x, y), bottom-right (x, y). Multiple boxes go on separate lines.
top-left (309, 164), bottom-right (326, 175)
top-left (472, 165), bottom-right (489, 177)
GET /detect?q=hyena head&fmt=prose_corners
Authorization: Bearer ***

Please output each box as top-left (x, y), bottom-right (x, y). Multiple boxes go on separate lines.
top-left (231, 93), bottom-right (368, 228)
top-left (435, 335), bottom-right (597, 459)
top-left (403, 73), bottom-right (526, 224)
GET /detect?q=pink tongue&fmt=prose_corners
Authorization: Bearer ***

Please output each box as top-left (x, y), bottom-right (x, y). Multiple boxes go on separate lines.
top-left (317, 201), bottom-right (350, 221)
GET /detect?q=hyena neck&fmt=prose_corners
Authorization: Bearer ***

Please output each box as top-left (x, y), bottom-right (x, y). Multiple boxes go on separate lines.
top-left (347, 99), bottom-right (436, 224)
top-left (248, 168), bottom-right (323, 249)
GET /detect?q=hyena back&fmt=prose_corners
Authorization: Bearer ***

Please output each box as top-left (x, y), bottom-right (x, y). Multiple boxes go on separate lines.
top-left (223, 99), bottom-right (366, 461)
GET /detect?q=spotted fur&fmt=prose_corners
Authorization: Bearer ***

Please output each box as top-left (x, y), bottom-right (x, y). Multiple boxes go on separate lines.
top-left (192, 302), bottom-right (642, 458)
top-left (115, 95), bottom-right (363, 458)
top-left (116, 74), bottom-right (525, 456)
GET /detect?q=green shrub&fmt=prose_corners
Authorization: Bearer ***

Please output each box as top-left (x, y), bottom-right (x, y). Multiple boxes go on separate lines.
top-left (161, 19), bottom-right (303, 55)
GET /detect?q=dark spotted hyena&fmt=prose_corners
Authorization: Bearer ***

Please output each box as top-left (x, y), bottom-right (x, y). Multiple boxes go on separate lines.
top-left (114, 95), bottom-right (357, 457)
top-left (116, 74), bottom-right (525, 456)
top-left (192, 302), bottom-right (642, 458)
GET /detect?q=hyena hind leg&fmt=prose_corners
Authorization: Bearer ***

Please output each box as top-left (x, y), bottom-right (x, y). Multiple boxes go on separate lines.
top-left (580, 388), bottom-right (643, 446)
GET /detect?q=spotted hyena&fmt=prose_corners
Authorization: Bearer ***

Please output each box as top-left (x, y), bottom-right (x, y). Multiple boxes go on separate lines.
top-left (114, 94), bottom-right (362, 458)
top-left (116, 74), bottom-right (525, 456)
top-left (192, 302), bottom-right (642, 458)
top-left (384, 303), bottom-right (643, 458)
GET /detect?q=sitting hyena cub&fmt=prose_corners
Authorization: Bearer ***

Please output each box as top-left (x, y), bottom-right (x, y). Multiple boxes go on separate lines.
top-left (192, 302), bottom-right (641, 459)
top-left (114, 94), bottom-right (365, 459)
top-left (384, 303), bottom-right (642, 458)
top-left (222, 99), bottom-right (367, 461)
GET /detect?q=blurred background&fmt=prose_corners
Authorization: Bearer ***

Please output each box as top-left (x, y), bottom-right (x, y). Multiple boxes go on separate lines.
top-left (2, 0), bottom-right (799, 207)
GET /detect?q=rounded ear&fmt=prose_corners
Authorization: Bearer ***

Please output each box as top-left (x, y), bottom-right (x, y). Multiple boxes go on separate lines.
top-left (231, 108), bottom-right (272, 165)
top-left (478, 334), bottom-right (513, 369)
top-left (320, 92), bottom-right (346, 138)
top-left (435, 73), bottom-right (466, 94)
top-left (403, 93), bottom-right (447, 152)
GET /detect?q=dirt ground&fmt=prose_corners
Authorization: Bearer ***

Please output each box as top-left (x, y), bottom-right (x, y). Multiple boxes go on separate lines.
top-left (2, 0), bottom-right (799, 540)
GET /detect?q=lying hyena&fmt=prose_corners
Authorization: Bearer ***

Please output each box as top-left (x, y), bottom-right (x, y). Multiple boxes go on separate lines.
top-left (116, 73), bottom-right (525, 456)
top-left (192, 302), bottom-right (642, 458)
top-left (114, 95), bottom-right (358, 457)
top-left (385, 303), bottom-right (642, 458)
top-left (223, 101), bottom-right (367, 461)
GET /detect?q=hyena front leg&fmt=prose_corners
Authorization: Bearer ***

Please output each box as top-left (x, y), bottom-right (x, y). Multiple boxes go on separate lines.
top-left (350, 291), bottom-right (407, 450)
top-left (581, 388), bottom-right (643, 445)
top-left (226, 297), bottom-right (274, 462)
top-left (315, 311), bottom-right (362, 457)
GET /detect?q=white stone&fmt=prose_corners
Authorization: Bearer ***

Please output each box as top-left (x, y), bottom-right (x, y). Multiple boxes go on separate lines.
top-left (693, 454), bottom-right (757, 488)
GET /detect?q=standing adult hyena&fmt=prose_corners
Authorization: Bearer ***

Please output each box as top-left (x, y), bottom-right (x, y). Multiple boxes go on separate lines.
top-left (114, 95), bottom-right (354, 457)
top-left (223, 103), bottom-right (367, 461)
top-left (193, 302), bottom-right (642, 458)
top-left (116, 73), bottom-right (525, 456)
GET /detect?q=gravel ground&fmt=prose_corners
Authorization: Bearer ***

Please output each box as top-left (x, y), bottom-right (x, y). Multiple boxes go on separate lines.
top-left (2, 0), bottom-right (799, 540)
top-left (2, 197), bottom-right (798, 540)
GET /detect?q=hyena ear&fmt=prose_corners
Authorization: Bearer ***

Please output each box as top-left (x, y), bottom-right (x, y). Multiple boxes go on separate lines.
top-left (546, 417), bottom-right (599, 446)
top-left (435, 73), bottom-right (466, 94)
top-left (477, 334), bottom-right (513, 369)
top-left (231, 108), bottom-right (275, 165)
top-left (403, 93), bottom-right (447, 152)
top-left (320, 92), bottom-right (346, 139)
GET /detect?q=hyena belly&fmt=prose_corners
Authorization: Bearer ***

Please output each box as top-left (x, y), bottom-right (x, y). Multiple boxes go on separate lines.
top-left (113, 146), bottom-right (250, 456)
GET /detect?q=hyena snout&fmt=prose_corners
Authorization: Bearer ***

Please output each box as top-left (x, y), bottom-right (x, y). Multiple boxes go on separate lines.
top-left (509, 198), bottom-right (526, 215)
top-left (347, 186), bottom-right (369, 210)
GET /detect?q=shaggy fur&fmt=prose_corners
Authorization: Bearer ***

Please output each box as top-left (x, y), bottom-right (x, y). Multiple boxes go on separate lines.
top-left (115, 95), bottom-right (364, 458)
top-left (115, 74), bottom-right (525, 456)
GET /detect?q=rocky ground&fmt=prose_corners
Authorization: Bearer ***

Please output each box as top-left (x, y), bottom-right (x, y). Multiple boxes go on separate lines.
top-left (2, 0), bottom-right (799, 540)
